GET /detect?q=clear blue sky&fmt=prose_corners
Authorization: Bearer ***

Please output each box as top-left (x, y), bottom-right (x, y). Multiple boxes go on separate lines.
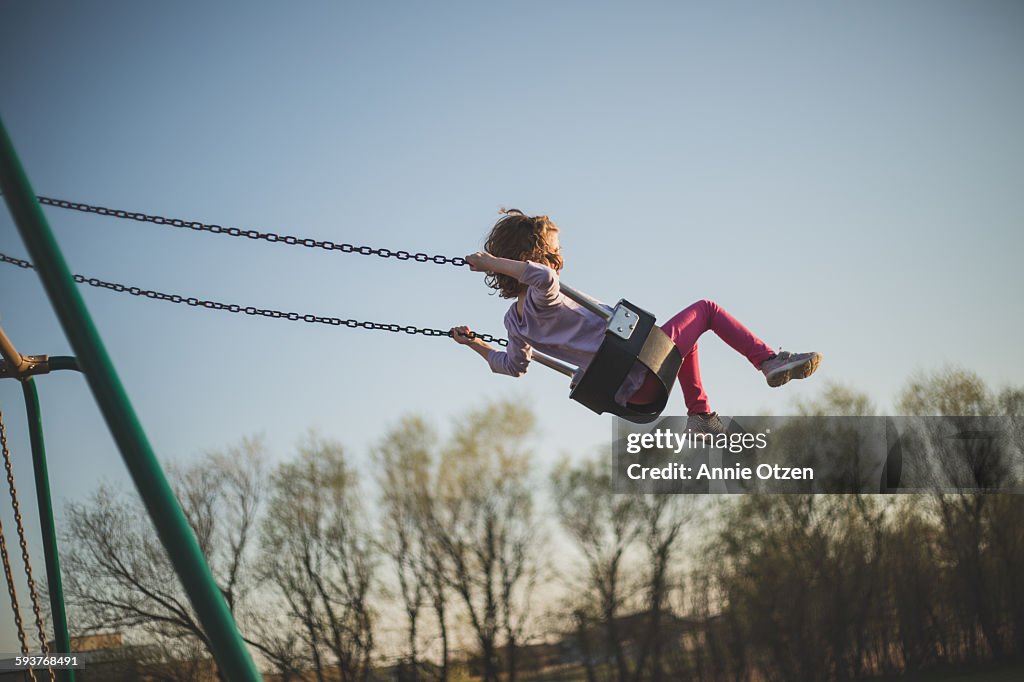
top-left (1, 1), bottom-right (1022, 652)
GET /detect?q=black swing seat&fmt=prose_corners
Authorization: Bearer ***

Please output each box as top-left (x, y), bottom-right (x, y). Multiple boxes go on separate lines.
top-left (569, 299), bottom-right (681, 424)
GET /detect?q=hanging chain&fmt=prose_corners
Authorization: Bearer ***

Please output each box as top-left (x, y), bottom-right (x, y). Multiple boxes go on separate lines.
top-left (37, 196), bottom-right (469, 267)
top-left (0, 511), bottom-right (37, 682)
top-left (0, 411), bottom-right (55, 682)
top-left (0, 252), bottom-right (507, 347)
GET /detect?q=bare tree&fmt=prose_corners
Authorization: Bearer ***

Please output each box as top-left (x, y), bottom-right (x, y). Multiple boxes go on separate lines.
top-left (897, 366), bottom-right (997, 418)
top-left (374, 415), bottom-right (436, 682)
top-left (259, 433), bottom-right (376, 682)
top-left (795, 381), bottom-right (876, 418)
top-left (897, 366), bottom-right (1019, 660)
top-left (242, 596), bottom-right (308, 682)
top-left (427, 400), bottom-right (544, 682)
top-left (419, 526), bottom-right (452, 682)
top-left (61, 437), bottom-right (266, 680)
top-left (169, 440), bottom-right (265, 615)
top-left (551, 453), bottom-right (641, 682)
top-left (630, 494), bottom-right (697, 682)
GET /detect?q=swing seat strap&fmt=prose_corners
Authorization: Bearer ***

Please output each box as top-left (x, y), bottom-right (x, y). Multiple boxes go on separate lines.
top-left (569, 300), bottom-right (682, 423)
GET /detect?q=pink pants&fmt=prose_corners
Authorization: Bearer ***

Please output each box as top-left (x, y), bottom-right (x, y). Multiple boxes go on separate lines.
top-left (627, 299), bottom-right (775, 415)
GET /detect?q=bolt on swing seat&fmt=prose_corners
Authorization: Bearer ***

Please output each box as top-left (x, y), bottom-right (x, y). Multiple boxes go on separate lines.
top-left (531, 283), bottom-right (682, 424)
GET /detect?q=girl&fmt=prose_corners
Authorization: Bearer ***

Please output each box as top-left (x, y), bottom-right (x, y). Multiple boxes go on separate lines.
top-left (450, 209), bottom-right (821, 433)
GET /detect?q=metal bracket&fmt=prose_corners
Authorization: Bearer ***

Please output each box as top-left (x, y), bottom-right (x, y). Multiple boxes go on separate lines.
top-left (0, 354), bottom-right (49, 380)
top-left (607, 302), bottom-right (640, 341)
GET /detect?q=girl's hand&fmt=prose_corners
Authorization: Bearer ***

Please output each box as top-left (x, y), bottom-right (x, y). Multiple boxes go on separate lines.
top-left (465, 252), bottom-right (493, 272)
top-left (449, 325), bottom-right (476, 345)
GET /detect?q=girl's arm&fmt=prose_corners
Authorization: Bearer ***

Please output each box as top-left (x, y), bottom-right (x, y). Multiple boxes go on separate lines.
top-left (449, 325), bottom-right (530, 377)
top-left (466, 252), bottom-right (559, 308)
top-left (465, 252), bottom-right (527, 279)
top-left (450, 325), bottom-right (495, 361)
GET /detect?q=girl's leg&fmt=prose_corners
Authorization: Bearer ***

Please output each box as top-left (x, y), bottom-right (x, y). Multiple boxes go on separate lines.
top-left (662, 299), bottom-right (775, 369)
top-left (631, 299), bottom-right (775, 414)
top-left (677, 345), bottom-right (710, 415)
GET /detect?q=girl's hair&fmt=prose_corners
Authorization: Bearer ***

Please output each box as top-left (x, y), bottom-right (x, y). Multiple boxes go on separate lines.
top-left (484, 208), bottom-right (563, 299)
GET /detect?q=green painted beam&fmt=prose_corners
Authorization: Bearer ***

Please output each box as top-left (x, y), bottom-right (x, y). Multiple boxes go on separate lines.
top-left (0, 116), bottom-right (262, 681)
top-left (22, 378), bottom-right (75, 682)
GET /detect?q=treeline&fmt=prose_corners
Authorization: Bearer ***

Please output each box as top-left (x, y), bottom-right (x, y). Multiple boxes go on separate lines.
top-left (56, 367), bottom-right (1023, 682)
top-left (61, 402), bottom-right (543, 682)
top-left (680, 373), bottom-right (1024, 682)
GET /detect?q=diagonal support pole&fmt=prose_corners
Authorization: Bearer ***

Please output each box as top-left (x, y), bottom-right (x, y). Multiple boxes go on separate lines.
top-left (0, 116), bottom-right (262, 680)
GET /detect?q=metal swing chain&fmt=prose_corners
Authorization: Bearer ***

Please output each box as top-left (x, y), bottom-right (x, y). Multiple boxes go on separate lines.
top-left (0, 506), bottom-right (37, 682)
top-left (36, 196), bottom-right (470, 267)
top-left (0, 411), bottom-right (55, 682)
top-left (0, 252), bottom-right (508, 347)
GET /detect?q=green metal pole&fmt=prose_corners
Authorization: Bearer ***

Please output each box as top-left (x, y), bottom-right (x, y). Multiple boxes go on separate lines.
top-left (47, 357), bottom-right (79, 373)
top-left (0, 117), bottom-right (262, 680)
top-left (22, 378), bottom-right (74, 682)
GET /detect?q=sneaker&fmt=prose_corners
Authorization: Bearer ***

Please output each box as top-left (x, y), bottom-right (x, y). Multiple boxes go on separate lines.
top-left (760, 349), bottom-right (822, 387)
top-left (686, 411), bottom-right (727, 435)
